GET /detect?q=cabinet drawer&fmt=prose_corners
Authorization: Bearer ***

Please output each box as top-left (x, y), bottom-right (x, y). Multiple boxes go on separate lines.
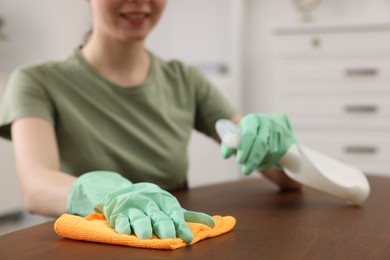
top-left (295, 131), bottom-right (390, 163)
top-left (285, 94), bottom-right (390, 130)
top-left (282, 57), bottom-right (390, 81)
top-left (350, 162), bottom-right (390, 176)
top-left (273, 30), bottom-right (390, 53)
top-left (285, 94), bottom-right (390, 116)
top-left (276, 57), bottom-right (390, 93)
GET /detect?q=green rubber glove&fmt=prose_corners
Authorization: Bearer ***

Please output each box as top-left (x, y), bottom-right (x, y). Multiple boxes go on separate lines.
top-left (67, 171), bottom-right (132, 217)
top-left (67, 171), bottom-right (215, 244)
top-left (221, 113), bottom-right (295, 175)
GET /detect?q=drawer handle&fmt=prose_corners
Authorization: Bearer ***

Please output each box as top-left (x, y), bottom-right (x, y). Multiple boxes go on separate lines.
top-left (344, 105), bottom-right (378, 114)
top-left (310, 37), bottom-right (321, 48)
top-left (345, 68), bottom-right (378, 77)
top-left (345, 146), bottom-right (378, 155)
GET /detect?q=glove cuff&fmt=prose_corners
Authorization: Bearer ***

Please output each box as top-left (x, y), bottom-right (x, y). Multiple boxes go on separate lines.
top-left (67, 171), bottom-right (132, 216)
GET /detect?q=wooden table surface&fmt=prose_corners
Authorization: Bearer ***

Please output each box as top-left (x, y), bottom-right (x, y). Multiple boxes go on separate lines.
top-left (0, 176), bottom-right (389, 260)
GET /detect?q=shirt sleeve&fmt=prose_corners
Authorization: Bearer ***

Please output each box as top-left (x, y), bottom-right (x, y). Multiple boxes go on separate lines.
top-left (188, 66), bottom-right (238, 137)
top-left (0, 67), bottom-right (55, 140)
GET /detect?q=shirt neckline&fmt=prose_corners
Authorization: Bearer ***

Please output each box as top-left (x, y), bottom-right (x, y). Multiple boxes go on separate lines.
top-left (73, 47), bottom-right (156, 94)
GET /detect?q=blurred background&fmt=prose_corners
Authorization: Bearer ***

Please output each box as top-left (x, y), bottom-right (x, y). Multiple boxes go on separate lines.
top-left (0, 0), bottom-right (389, 234)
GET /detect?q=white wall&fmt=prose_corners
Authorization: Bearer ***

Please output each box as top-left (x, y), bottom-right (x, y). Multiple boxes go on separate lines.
top-left (0, 73), bottom-right (23, 215)
top-left (0, 0), bottom-right (89, 74)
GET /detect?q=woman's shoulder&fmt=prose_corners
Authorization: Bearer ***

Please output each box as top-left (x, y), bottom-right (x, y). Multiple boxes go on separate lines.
top-left (149, 51), bottom-right (203, 81)
top-left (11, 49), bottom-right (80, 79)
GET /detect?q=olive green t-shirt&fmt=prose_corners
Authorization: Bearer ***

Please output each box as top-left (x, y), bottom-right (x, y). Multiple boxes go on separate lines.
top-left (0, 49), bottom-right (237, 190)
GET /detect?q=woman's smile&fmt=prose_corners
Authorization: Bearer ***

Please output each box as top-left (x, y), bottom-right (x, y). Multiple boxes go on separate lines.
top-left (119, 11), bottom-right (151, 26)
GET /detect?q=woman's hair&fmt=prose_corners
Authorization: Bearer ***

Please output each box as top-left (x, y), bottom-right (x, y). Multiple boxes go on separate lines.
top-left (83, 29), bottom-right (93, 45)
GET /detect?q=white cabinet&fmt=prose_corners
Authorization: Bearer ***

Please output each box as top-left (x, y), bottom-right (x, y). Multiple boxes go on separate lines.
top-left (271, 23), bottom-right (390, 177)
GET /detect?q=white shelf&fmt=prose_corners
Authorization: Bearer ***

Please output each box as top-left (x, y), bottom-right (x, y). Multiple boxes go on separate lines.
top-left (274, 22), bottom-right (390, 35)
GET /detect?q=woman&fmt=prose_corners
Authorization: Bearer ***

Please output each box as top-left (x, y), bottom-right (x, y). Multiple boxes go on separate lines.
top-left (0, 0), bottom-right (300, 243)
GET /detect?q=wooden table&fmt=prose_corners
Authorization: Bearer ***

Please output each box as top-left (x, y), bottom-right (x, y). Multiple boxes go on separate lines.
top-left (1, 176), bottom-right (389, 260)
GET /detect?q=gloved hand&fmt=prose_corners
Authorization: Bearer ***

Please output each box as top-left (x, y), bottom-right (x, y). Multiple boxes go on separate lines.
top-left (67, 171), bottom-right (215, 244)
top-left (221, 113), bottom-right (295, 175)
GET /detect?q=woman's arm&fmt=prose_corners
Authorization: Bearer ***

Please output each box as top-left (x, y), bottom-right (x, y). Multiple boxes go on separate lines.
top-left (11, 117), bottom-right (76, 217)
top-left (12, 118), bottom-right (214, 242)
top-left (214, 113), bottom-right (301, 191)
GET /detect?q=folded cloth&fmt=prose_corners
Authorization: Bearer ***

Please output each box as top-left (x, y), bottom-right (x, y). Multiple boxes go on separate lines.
top-left (54, 213), bottom-right (236, 250)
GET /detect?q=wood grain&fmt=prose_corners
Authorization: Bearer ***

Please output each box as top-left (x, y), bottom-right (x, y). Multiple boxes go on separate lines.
top-left (0, 176), bottom-right (389, 260)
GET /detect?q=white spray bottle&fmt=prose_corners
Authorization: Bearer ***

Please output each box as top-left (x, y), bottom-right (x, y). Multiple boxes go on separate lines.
top-left (216, 119), bottom-right (370, 205)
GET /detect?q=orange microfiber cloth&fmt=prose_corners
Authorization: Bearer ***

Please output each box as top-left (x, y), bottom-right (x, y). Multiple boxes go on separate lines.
top-left (54, 213), bottom-right (236, 250)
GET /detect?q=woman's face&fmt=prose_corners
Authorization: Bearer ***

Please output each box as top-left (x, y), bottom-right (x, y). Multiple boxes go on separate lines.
top-left (89, 0), bottom-right (167, 43)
